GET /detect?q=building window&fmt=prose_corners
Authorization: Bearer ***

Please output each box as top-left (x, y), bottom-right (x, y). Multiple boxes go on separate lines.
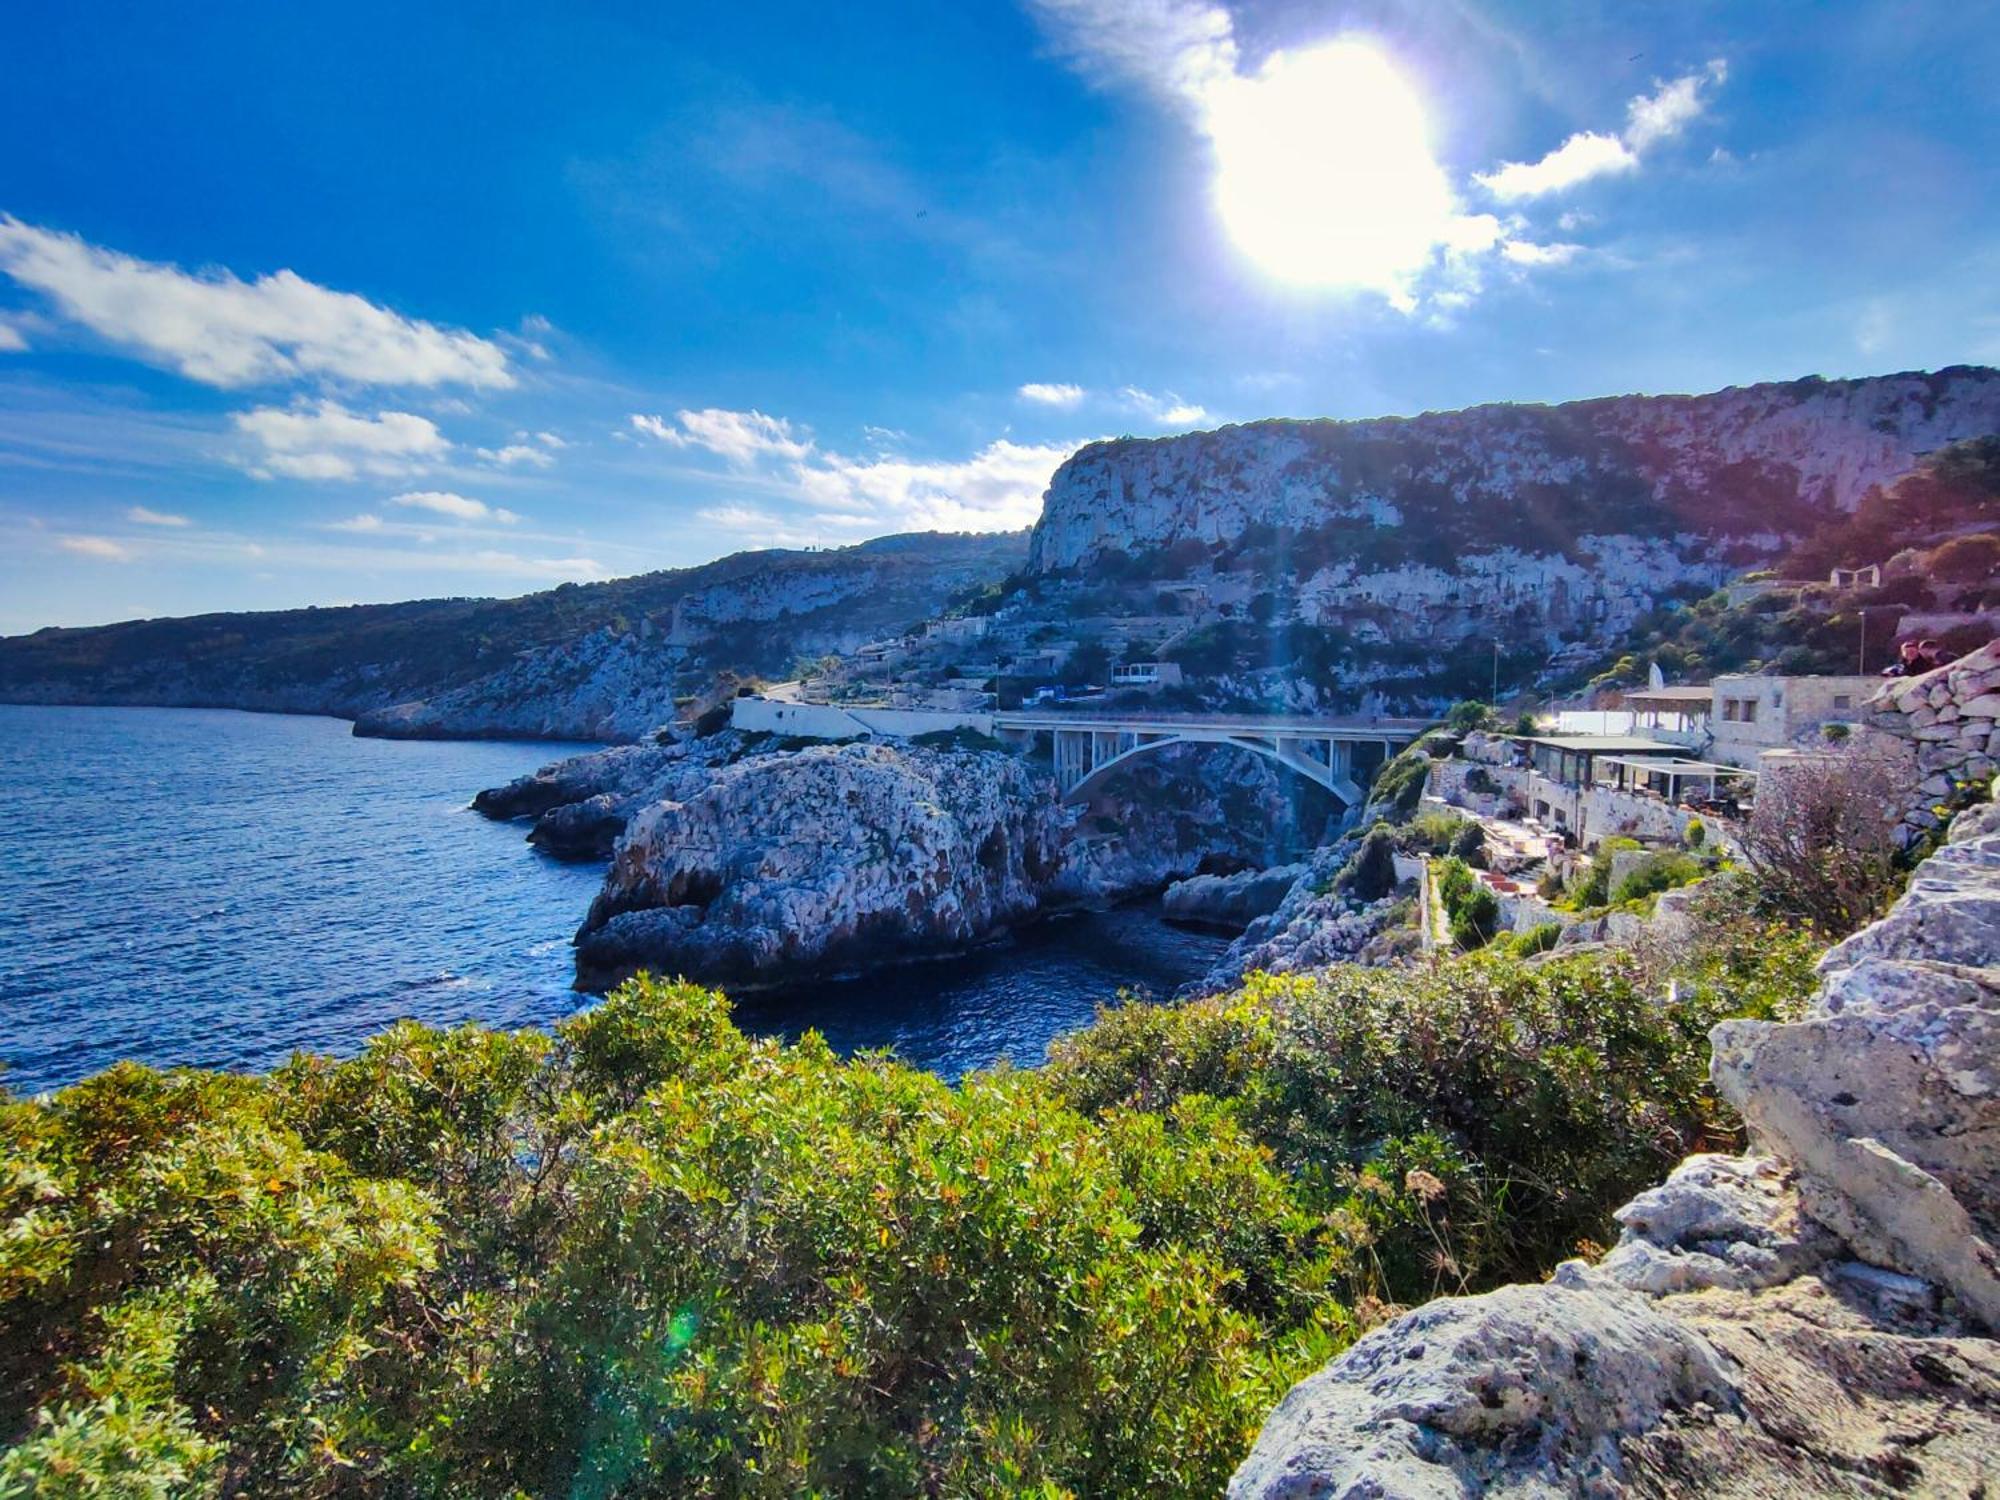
top-left (1742, 700), bottom-right (1758, 723)
top-left (1722, 700), bottom-right (1738, 721)
top-left (1833, 694), bottom-right (1852, 710)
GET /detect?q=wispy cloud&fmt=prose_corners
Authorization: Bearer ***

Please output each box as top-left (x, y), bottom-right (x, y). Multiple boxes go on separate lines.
top-left (1018, 381), bottom-right (1086, 408)
top-left (1477, 60), bottom-right (1727, 201)
top-left (233, 400), bottom-right (448, 481)
top-left (58, 534), bottom-right (135, 561)
top-left (639, 404), bottom-right (1071, 532)
top-left (1500, 239), bottom-right (1583, 267)
top-left (125, 505), bottom-right (191, 527)
top-left (474, 442), bottom-right (555, 468)
top-left (388, 490), bottom-right (520, 524)
top-left (630, 408), bottom-right (814, 465)
top-left (1119, 386), bottom-right (1207, 427)
top-left (0, 216), bottom-right (513, 390)
top-left (0, 319), bottom-right (27, 353)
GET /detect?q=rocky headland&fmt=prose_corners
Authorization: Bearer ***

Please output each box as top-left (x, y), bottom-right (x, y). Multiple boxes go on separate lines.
top-left (571, 741), bottom-right (1069, 991)
top-left (0, 530), bottom-right (1024, 742)
top-left (473, 715), bottom-right (1396, 995)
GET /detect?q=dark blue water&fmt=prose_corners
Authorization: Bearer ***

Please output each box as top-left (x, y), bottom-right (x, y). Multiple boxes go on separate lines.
top-left (0, 706), bottom-right (1226, 1093)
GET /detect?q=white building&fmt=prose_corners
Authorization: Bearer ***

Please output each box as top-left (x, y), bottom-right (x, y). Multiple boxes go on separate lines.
top-left (1707, 672), bottom-right (1877, 769)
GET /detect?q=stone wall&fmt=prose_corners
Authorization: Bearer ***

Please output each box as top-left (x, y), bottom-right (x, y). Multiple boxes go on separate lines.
top-left (1867, 639), bottom-right (2000, 842)
top-left (1230, 799), bottom-right (2000, 1497)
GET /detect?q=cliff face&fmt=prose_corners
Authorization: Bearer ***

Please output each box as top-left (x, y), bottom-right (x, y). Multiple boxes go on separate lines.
top-left (0, 530), bottom-right (1026, 743)
top-left (1030, 369), bottom-right (2000, 574)
top-left (1018, 371), bottom-right (2000, 702)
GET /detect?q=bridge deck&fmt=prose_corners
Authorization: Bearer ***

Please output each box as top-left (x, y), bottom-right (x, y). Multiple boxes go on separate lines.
top-left (991, 710), bottom-right (1432, 736)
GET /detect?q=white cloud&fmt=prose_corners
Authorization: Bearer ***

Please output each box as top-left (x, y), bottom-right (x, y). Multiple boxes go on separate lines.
top-left (58, 535), bottom-right (134, 561)
top-left (329, 513), bottom-right (384, 533)
top-left (1018, 381), bottom-right (1087, 407)
top-left (0, 319), bottom-right (27, 352)
top-left (0, 216), bottom-right (513, 390)
top-left (233, 400), bottom-right (448, 481)
top-left (1476, 132), bottom-right (1637, 201)
top-left (1120, 386), bottom-right (1208, 426)
top-left (630, 408), bottom-right (813, 465)
top-left (1025, 0), bottom-right (1237, 112)
top-left (1476, 61), bottom-right (1726, 201)
top-left (532, 430), bottom-right (566, 449)
top-left (388, 490), bottom-right (520, 524)
top-left (1626, 60), bottom-right (1727, 150)
top-left (648, 402), bottom-right (1073, 532)
top-left (791, 438), bottom-right (1075, 532)
top-left (1501, 240), bottom-right (1583, 267)
top-left (475, 442), bottom-right (554, 468)
top-left (125, 505), bottom-right (191, 527)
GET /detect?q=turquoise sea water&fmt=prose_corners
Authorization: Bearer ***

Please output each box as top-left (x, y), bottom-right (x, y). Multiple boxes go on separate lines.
top-left (0, 705), bottom-right (1226, 1093)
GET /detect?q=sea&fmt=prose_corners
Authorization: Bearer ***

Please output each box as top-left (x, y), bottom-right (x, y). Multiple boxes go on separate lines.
top-left (0, 705), bottom-right (1227, 1095)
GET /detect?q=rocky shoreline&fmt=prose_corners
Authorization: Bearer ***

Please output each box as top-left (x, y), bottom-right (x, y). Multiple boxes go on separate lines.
top-left (471, 726), bottom-right (1387, 996)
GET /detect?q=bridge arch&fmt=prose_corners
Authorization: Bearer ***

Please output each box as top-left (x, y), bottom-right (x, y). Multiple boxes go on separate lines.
top-left (1063, 731), bottom-right (1361, 806)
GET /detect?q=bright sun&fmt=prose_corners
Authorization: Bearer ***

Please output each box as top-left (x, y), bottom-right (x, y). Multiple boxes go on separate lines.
top-left (1207, 40), bottom-right (1458, 298)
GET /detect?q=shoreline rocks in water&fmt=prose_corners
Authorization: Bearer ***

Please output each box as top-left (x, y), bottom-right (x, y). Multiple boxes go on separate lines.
top-left (572, 741), bottom-right (1070, 992)
top-left (1161, 864), bottom-right (1306, 930)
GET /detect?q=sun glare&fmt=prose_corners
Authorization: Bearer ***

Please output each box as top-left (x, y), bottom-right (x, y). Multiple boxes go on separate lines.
top-left (1207, 40), bottom-right (1458, 299)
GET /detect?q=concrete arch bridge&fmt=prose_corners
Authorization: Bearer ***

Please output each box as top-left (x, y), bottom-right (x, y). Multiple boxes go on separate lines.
top-left (990, 710), bottom-right (1430, 806)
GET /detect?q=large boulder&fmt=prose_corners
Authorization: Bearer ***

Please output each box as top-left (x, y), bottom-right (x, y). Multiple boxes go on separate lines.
top-left (572, 742), bottom-right (1069, 990)
top-left (1711, 799), bottom-right (2000, 1328)
top-left (1162, 864), bottom-right (1306, 929)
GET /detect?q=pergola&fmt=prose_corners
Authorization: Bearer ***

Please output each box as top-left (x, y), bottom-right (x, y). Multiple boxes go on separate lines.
top-left (1594, 754), bottom-right (1756, 807)
top-left (1623, 685), bottom-right (1714, 737)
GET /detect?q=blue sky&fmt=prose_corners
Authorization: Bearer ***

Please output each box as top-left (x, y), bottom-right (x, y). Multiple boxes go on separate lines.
top-left (2, 0), bottom-right (1996, 632)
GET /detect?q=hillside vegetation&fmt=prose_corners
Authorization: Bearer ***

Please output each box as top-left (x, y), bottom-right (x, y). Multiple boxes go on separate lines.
top-left (0, 531), bottom-right (1026, 741)
top-left (0, 917), bottom-right (1817, 1497)
top-left (1588, 436), bottom-right (2000, 689)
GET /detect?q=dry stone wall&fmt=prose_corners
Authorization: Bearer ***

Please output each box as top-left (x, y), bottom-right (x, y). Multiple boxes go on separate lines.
top-left (1867, 639), bottom-right (2000, 842)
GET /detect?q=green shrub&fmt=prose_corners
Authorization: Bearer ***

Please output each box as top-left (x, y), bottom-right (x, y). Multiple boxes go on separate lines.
top-left (1609, 852), bottom-right (1704, 907)
top-left (1683, 817), bottom-right (1706, 850)
top-left (0, 939), bottom-right (1822, 1494)
top-left (1449, 887), bottom-right (1502, 950)
top-left (1333, 825), bottom-right (1398, 904)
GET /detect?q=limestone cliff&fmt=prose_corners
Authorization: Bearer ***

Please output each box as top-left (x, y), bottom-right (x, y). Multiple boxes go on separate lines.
top-left (1020, 370), bottom-right (2000, 704)
top-left (1033, 368), bottom-right (2000, 574)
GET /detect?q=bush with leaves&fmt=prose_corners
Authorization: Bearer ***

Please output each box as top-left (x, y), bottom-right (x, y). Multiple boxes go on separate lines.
top-left (1, 934), bottom-right (1823, 1495)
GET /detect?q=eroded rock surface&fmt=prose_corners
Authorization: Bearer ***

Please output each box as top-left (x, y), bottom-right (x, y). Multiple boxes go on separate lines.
top-left (572, 742), bottom-right (1069, 990)
top-left (1162, 864), bottom-right (1306, 929)
top-left (1232, 792), bottom-right (2000, 1498)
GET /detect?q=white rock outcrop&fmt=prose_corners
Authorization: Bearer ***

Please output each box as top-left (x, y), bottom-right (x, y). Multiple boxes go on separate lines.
top-left (1231, 796), bottom-right (2000, 1497)
top-left (572, 742), bottom-right (1069, 990)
